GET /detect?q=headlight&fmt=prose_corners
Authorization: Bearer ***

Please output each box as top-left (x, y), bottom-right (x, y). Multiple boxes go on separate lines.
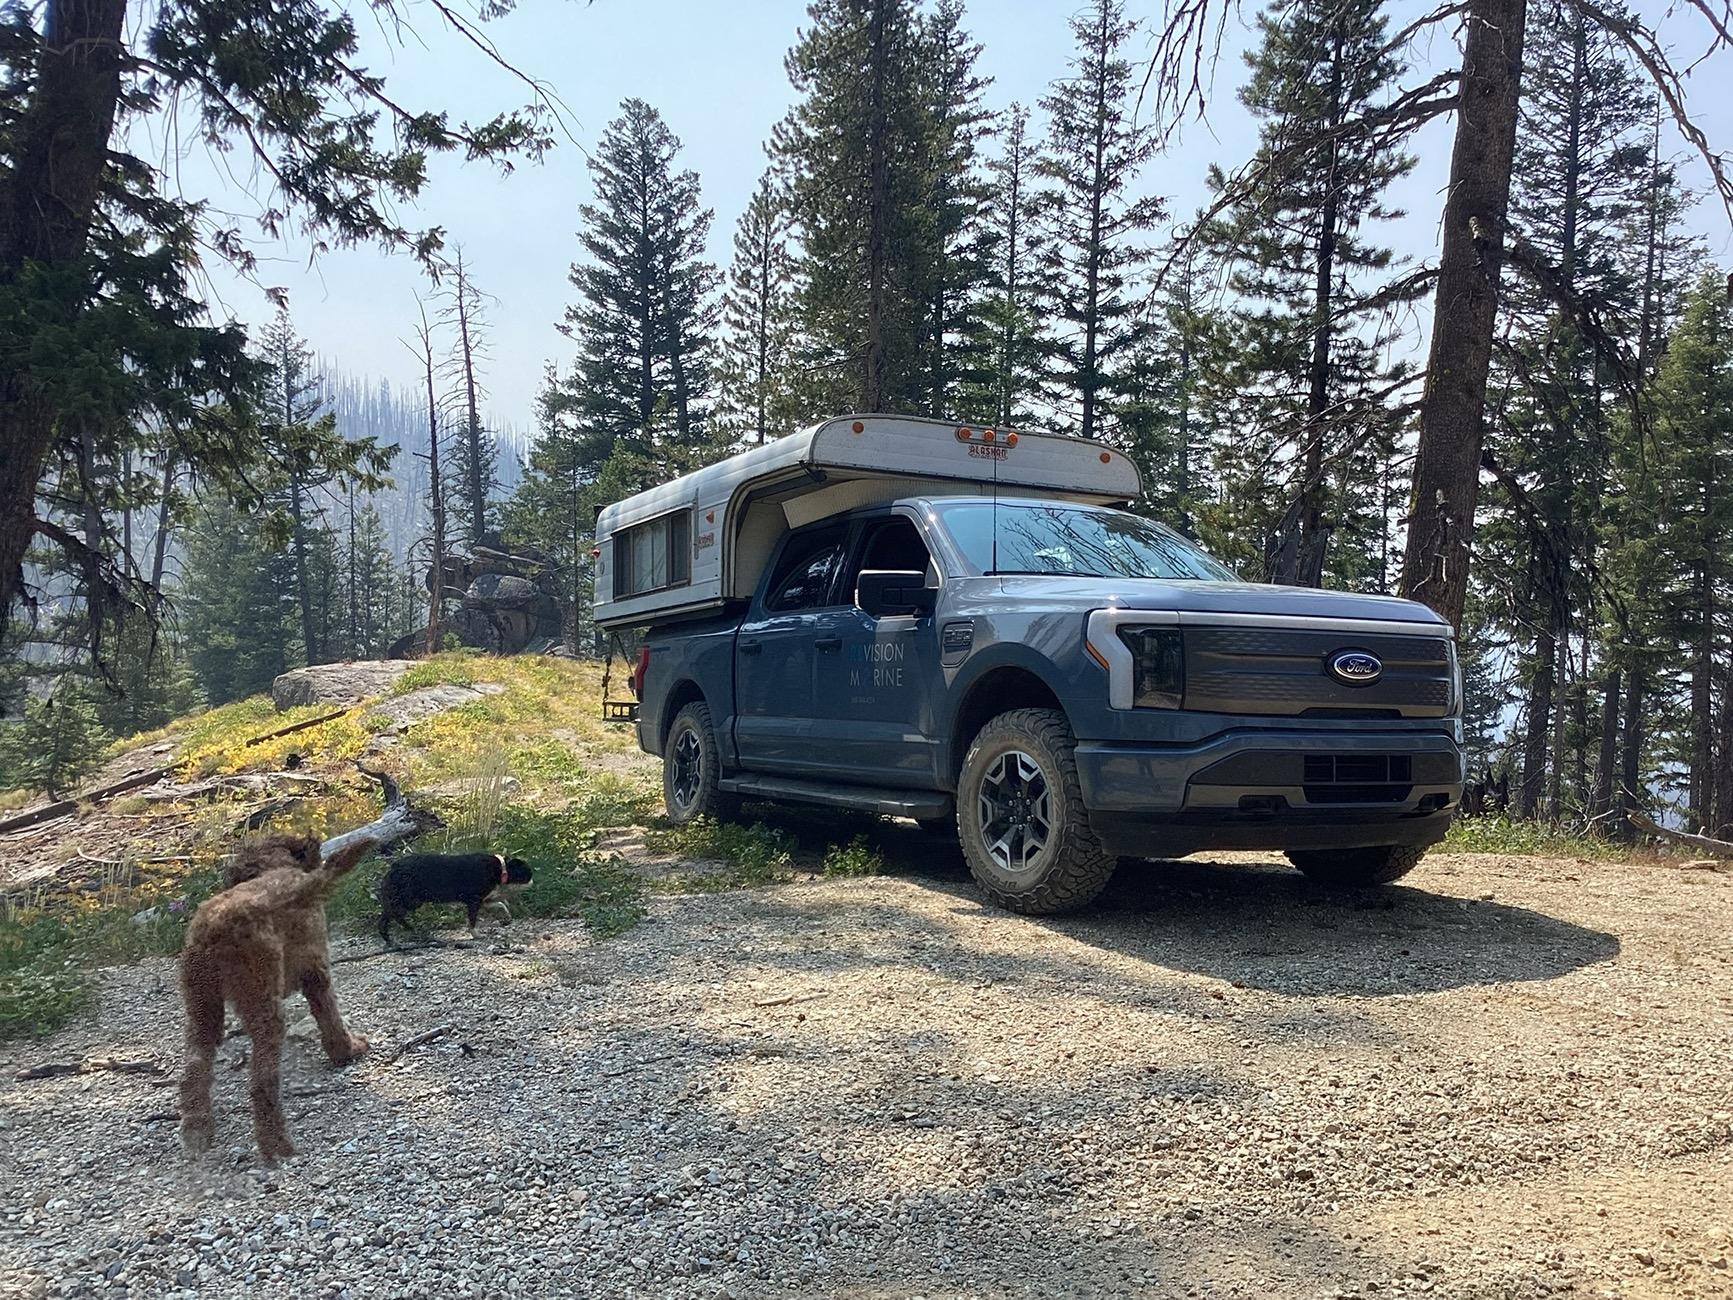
top-left (1117, 626), bottom-right (1184, 710)
top-left (1446, 640), bottom-right (1463, 718)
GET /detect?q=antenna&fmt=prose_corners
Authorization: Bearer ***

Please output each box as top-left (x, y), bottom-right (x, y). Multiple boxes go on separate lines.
top-left (991, 446), bottom-right (999, 575)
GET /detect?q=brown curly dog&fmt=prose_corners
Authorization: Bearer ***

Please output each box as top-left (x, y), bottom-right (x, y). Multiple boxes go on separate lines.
top-left (178, 832), bottom-right (374, 1160)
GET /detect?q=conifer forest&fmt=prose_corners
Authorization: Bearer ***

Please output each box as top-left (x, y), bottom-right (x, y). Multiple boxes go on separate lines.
top-left (3, 0), bottom-right (1732, 841)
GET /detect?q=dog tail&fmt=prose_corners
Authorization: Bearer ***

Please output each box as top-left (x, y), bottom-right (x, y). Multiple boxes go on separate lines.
top-left (273, 837), bottom-right (380, 910)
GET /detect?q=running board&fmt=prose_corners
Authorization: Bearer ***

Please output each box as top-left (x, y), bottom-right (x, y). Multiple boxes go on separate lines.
top-left (719, 774), bottom-right (951, 820)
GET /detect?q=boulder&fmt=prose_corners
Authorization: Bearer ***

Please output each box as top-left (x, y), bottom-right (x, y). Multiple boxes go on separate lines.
top-left (271, 661), bottom-right (414, 712)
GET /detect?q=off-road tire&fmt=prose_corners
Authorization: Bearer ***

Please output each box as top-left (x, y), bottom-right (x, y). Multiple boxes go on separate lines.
top-left (1285, 844), bottom-right (1426, 886)
top-left (663, 702), bottom-right (741, 825)
top-left (957, 708), bottom-right (1117, 915)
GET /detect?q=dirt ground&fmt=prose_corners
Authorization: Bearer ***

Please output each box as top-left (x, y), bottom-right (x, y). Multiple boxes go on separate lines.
top-left (1, 840), bottom-right (1729, 1299)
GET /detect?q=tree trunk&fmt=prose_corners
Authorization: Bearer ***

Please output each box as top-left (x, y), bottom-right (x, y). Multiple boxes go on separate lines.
top-left (1590, 669), bottom-right (1619, 830)
top-left (1617, 662), bottom-right (1644, 841)
top-left (1282, 19), bottom-right (1344, 589)
top-left (1518, 619), bottom-right (1554, 819)
top-left (0, 0), bottom-right (130, 623)
top-left (1398, 0), bottom-right (1528, 628)
top-left (454, 256), bottom-right (488, 545)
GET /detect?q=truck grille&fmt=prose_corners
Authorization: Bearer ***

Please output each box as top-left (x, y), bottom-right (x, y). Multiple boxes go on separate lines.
top-left (1183, 627), bottom-right (1452, 719)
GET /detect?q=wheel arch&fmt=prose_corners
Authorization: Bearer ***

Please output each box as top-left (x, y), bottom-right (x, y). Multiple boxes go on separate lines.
top-left (944, 658), bottom-right (1071, 785)
top-left (658, 680), bottom-right (707, 752)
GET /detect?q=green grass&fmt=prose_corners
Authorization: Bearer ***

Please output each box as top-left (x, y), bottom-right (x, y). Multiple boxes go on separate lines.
top-left (0, 861), bottom-right (223, 1039)
top-left (820, 834), bottom-right (884, 877)
top-left (646, 817), bottom-right (799, 891)
top-left (1442, 814), bottom-right (1636, 860)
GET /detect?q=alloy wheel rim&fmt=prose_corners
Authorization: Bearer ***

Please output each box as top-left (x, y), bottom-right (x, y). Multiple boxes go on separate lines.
top-left (977, 749), bottom-right (1053, 877)
top-left (671, 727), bottom-right (703, 810)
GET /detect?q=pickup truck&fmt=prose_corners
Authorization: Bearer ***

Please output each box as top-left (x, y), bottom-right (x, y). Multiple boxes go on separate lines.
top-left (596, 417), bottom-right (1463, 914)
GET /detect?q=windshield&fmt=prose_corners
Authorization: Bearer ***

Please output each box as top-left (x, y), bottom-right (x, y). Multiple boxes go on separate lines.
top-left (935, 502), bottom-right (1237, 581)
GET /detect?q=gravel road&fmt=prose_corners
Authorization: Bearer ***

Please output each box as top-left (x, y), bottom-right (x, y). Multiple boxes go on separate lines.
top-left (2, 842), bottom-right (1730, 1300)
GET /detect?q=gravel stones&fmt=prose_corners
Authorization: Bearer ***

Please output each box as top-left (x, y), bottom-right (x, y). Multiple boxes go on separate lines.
top-left (1, 848), bottom-right (1729, 1298)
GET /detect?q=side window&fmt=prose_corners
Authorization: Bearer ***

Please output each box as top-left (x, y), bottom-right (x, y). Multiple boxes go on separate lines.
top-left (846, 517), bottom-right (935, 604)
top-left (763, 525), bottom-right (847, 613)
top-left (613, 510), bottom-right (692, 599)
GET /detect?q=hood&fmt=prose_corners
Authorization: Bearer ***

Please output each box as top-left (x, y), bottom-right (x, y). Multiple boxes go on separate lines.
top-left (993, 576), bottom-right (1449, 628)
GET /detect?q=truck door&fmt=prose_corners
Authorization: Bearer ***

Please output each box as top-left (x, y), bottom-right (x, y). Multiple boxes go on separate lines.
top-left (733, 521), bottom-right (850, 773)
top-left (806, 513), bottom-right (943, 788)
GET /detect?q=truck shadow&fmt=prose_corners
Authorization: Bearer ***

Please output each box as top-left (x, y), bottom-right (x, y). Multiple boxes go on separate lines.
top-left (738, 807), bottom-right (1620, 997)
top-left (1041, 855), bottom-right (1622, 997)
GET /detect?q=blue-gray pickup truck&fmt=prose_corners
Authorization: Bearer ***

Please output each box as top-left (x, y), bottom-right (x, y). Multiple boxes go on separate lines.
top-left (595, 416), bottom-right (1463, 914)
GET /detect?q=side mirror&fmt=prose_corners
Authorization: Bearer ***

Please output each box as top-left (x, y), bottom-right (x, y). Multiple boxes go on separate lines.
top-left (856, 569), bottom-right (935, 618)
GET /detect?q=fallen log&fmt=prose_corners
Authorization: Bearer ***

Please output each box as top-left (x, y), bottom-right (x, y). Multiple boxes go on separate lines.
top-left (1626, 811), bottom-right (1733, 859)
top-left (316, 763), bottom-right (437, 863)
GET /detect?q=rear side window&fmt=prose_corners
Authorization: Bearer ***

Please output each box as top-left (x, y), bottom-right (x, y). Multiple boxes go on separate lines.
top-left (763, 524), bottom-right (847, 612)
top-left (613, 511), bottom-right (692, 599)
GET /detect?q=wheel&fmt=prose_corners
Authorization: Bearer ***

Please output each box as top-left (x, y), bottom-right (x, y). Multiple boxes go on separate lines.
top-left (957, 708), bottom-right (1117, 914)
top-left (662, 702), bottom-right (740, 825)
top-left (1285, 844), bottom-right (1426, 886)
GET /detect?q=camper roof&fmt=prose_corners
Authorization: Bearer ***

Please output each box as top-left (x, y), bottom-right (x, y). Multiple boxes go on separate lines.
top-left (597, 415), bottom-right (1139, 533)
top-left (593, 414), bottom-right (1142, 629)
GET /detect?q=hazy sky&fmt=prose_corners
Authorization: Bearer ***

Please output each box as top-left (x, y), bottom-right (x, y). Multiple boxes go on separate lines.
top-left (175, 0), bottom-right (1733, 443)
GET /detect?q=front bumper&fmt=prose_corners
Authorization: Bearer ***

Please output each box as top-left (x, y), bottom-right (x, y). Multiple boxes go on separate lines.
top-left (1074, 728), bottom-right (1463, 858)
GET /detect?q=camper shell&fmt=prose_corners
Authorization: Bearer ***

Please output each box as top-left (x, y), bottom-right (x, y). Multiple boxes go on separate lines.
top-left (593, 415), bottom-right (1141, 631)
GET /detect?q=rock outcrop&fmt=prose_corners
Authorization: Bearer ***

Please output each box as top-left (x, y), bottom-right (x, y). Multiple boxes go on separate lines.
top-left (388, 541), bottom-right (565, 657)
top-left (271, 661), bottom-right (414, 711)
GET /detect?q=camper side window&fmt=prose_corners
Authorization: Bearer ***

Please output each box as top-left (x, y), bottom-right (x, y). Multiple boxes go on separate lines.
top-left (613, 511), bottom-right (692, 599)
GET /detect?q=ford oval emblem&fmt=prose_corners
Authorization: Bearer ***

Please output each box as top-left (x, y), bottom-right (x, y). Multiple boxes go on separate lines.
top-left (1327, 649), bottom-right (1383, 686)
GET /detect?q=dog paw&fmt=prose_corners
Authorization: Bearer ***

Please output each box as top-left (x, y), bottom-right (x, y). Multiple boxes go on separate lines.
top-left (257, 1133), bottom-right (297, 1163)
top-left (180, 1120), bottom-right (214, 1155)
top-left (331, 1033), bottom-right (370, 1066)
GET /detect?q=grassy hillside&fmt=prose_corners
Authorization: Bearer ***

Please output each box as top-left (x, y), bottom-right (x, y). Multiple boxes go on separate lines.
top-left (0, 654), bottom-right (726, 1039)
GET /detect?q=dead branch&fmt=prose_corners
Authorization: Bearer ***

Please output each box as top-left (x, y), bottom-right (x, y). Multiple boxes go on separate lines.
top-left (1627, 811), bottom-right (1733, 858)
top-left (752, 992), bottom-right (827, 1009)
top-left (380, 1024), bottom-right (455, 1065)
top-left (15, 1056), bottom-right (166, 1083)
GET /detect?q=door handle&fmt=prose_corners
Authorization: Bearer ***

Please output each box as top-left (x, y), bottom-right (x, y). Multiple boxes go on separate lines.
top-left (740, 640), bottom-right (764, 655)
top-left (814, 636), bottom-right (843, 652)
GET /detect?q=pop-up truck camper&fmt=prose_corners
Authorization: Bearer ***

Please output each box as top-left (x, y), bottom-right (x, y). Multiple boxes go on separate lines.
top-left (596, 415), bottom-right (1463, 915)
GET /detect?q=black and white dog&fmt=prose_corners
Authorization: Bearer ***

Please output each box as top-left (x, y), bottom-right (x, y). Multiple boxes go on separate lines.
top-left (377, 852), bottom-right (532, 944)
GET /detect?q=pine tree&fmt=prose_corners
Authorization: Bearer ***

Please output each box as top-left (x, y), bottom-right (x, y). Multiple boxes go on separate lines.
top-left (179, 497), bottom-right (299, 706)
top-left (1201, 0), bottom-right (1418, 587)
top-left (1486, 5), bottom-right (1654, 819)
top-left (0, 690), bottom-right (110, 797)
top-left (441, 250), bottom-right (500, 548)
top-left (975, 103), bottom-right (1049, 428)
top-left (257, 311), bottom-right (391, 666)
top-left (507, 370), bottom-right (651, 650)
top-left (1117, 248), bottom-right (1225, 537)
top-left (553, 99), bottom-right (717, 478)
top-left (775, 0), bottom-right (931, 413)
top-left (714, 173), bottom-right (800, 446)
top-left (1034, 0), bottom-right (1166, 443)
top-left (1646, 272), bottom-right (1733, 835)
top-left (911, 0), bottom-right (994, 416)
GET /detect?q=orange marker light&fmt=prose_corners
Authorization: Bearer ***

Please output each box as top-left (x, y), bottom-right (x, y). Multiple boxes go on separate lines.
top-left (955, 426), bottom-right (972, 441)
top-left (851, 420), bottom-right (864, 433)
top-left (1099, 452), bottom-right (1111, 463)
top-left (1006, 432), bottom-right (1019, 447)
top-left (983, 429), bottom-right (997, 443)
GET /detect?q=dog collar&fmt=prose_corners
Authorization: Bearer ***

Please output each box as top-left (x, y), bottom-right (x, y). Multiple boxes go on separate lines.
top-left (496, 853), bottom-right (508, 885)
